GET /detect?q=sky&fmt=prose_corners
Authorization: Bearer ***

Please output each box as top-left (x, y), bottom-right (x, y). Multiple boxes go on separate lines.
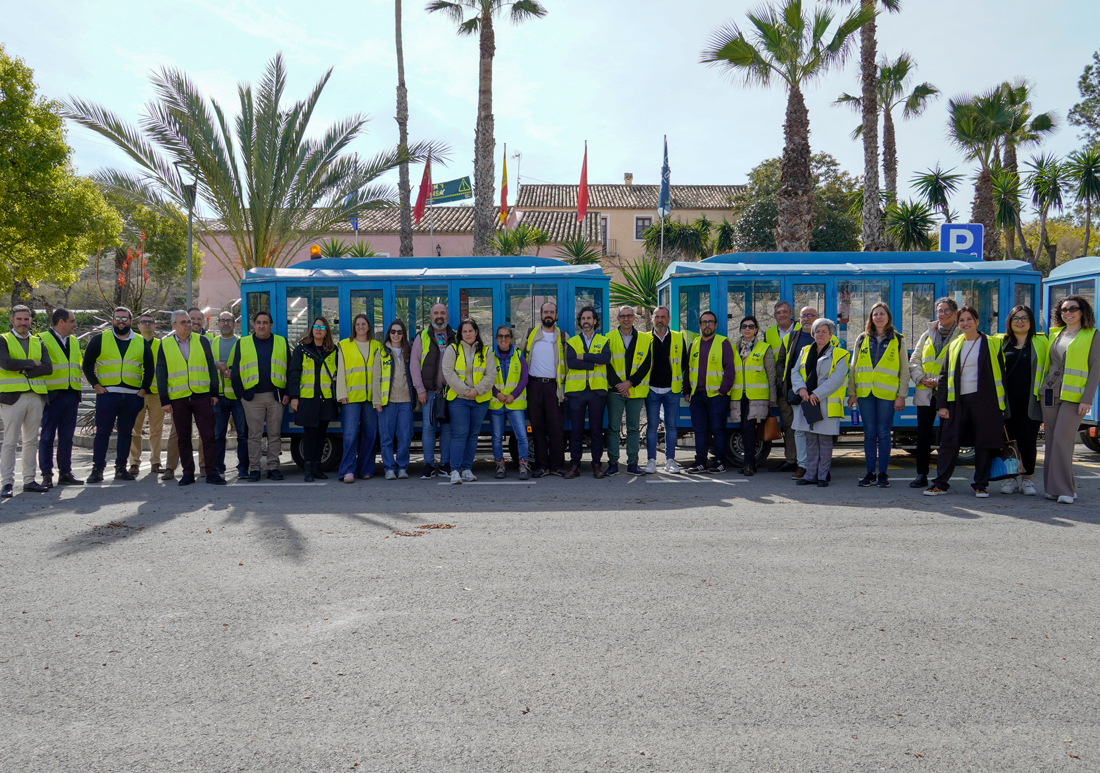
top-left (5, 0), bottom-right (1099, 221)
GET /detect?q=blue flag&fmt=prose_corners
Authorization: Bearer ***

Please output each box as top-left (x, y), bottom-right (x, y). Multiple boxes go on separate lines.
top-left (657, 135), bottom-right (671, 219)
top-left (345, 192), bottom-right (359, 231)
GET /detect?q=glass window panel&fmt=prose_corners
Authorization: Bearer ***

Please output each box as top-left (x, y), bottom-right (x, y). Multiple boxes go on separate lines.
top-left (793, 284), bottom-right (825, 321)
top-left (505, 283), bottom-right (557, 338)
top-left (1014, 283), bottom-right (1034, 314)
top-left (1049, 281), bottom-right (1096, 327)
top-left (753, 280), bottom-right (782, 333)
top-left (245, 291), bottom-right (270, 334)
top-left (575, 286), bottom-right (606, 334)
top-left (658, 286), bottom-right (671, 311)
top-left (836, 279), bottom-right (890, 349)
top-left (350, 289), bottom-right (384, 339)
top-left (459, 287), bottom-right (494, 335)
top-left (901, 283), bottom-right (936, 349)
top-left (727, 283), bottom-right (748, 334)
top-left (395, 285), bottom-right (448, 340)
top-left (679, 286), bottom-right (710, 341)
top-left (948, 278), bottom-right (999, 335)
top-left (285, 286), bottom-right (338, 344)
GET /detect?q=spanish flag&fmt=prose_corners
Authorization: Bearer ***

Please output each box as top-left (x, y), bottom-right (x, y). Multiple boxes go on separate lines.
top-left (499, 144), bottom-right (508, 224)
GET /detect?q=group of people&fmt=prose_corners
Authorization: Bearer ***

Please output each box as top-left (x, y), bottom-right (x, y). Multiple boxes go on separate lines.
top-left (1, 294), bottom-right (1096, 503)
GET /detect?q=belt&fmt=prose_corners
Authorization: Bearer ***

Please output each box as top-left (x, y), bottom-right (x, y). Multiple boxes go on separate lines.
top-left (531, 377), bottom-right (557, 383)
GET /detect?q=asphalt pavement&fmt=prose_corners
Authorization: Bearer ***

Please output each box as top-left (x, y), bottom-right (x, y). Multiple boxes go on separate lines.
top-left (3, 441), bottom-right (1100, 772)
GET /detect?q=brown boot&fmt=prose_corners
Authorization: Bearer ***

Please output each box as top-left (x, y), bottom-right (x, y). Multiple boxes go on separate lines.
top-left (592, 463), bottom-right (605, 479)
top-left (563, 465), bottom-right (581, 479)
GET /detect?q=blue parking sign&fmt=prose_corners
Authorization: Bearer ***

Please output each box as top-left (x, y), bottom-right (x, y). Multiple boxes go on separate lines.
top-left (939, 223), bottom-right (984, 258)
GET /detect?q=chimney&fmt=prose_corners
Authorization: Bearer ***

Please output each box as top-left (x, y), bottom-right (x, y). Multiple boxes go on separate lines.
top-left (624, 173), bottom-right (633, 186)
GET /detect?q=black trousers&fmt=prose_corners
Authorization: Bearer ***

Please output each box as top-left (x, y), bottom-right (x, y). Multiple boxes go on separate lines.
top-left (739, 396), bottom-right (757, 469)
top-left (1004, 398), bottom-right (1040, 476)
top-left (568, 390), bottom-right (606, 466)
top-left (914, 404), bottom-right (939, 476)
top-left (932, 393), bottom-right (997, 490)
top-left (527, 378), bottom-right (564, 472)
top-left (303, 422), bottom-right (330, 464)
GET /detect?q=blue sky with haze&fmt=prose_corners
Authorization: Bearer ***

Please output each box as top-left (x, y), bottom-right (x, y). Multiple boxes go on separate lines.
top-left (6, 0), bottom-right (1099, 220)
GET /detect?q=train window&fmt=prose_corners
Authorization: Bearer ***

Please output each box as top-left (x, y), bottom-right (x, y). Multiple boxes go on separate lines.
top-left (793, 284), bottom-right (825, 321)
top-left (395, 285), bottom-right (448, 340)
top-left (575, 287), bottom-right (606, 333)
top-left (459, 287), bottom-right (494, 333)
top-left (753, 281), bottom-right (781, 332)
top-left (1014, 283), bottom-right (1035, 314)
top-left (245, 291), bottom-right (270, 334)
top-left (285, 286), bottom-right (338, 344)
top-left (727, 283), bottom-right (748, 333)
top-left (350, 289), bottom-right (384, 337)
top-left (659, 286), bottom-right (671, 312)
top-left (679, 285), bottom-right (710, 335)
top-left (900, 283), bottom-right (936, 348)
top-left (836, 278), bottom-right (890, 348)
top-left (1049, 281), bottom-right (1096, 325)
top-left (728, 281), bottom-right (781, 334)
top-left (948, 278), bottom-right (999, 335)
top-left (505, 283), bottom-right (557, 337)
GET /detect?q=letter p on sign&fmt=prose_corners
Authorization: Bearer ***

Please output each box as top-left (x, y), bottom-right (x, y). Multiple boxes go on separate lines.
top-left (939, 224), bottom-right (984, 259)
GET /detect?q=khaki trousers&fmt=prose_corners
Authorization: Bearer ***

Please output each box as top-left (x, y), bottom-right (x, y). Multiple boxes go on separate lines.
top-left (130, 393), bottom-right (179, 470)
top-left (242, 392), bottom-right (284, 471)
top-left (1, 392), bottom-right (45, 486)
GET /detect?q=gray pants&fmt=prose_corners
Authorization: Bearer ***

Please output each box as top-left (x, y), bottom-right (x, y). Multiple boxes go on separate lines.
top-left (804, 432), bottom-right (834, 482)
top-left (1, 392), bottom-right (44, 486)
top-left (1042, 398), bottom-right (1081, 499)
top-left (242, 392), bottom-right (284, 471)
top-left (776, 391), bottom-right (796, 464)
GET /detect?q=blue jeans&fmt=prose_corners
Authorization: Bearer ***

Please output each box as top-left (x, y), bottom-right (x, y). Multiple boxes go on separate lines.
top-left (214, 397), bottom-right (249, 475)
top-left (689, 392), bottom-right (729, 467)
top-left (858, 394), bottom-right (896, 474)
top-left (39, 389), bottom-right (80, 476)
top-left (339, 401), bottom-right (378, 477)
top-left (92, 392), bottom-right (144, 470)
top-left (490, 408), bottom-right (529, 461)
top-left (379, 402), bottom-right (412, 472)
top-left (448, 398), bottom-right (489, 472)
top-left (645, 390), bottom-right (680, 461)
top-left (421, 391), bottom-right (451, 467)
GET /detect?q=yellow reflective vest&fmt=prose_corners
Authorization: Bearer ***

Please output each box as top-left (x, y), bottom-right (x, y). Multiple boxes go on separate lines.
top-left (649, 329), bottom-right (684, 393)
top-left (797, 344), bottom-right (849, 418)
top-left (565, 333), bottom-right (609, 394)
top-left (160, 333), bottom-right (212, 400)
top-left (685, 334), bottom-right (729, 398)
top-left (40, 331), bottom-right (82, 391)
top-left (446, 344), bottom-right (492, 403)
top-left (607, 328), bottom-right (652, 398)
top-left (299, 347), bottom-right (338, 399)
top-left (945, 334), bottom-right (1006, 411)
top-left (236, 334), bottom-right (288, 393)
top-left (96, 333), bottom-right (146, 389)
top-left (339, 338), bottom-right (380, 404)
top-left (916, 329), bottom-right (961, 396)
top-left (490, 347), bottom-right (527, 410)
top-left (853, 332), bottom-right (905, 400)
top-left (731, 339), bottom-right (771, 401)
top-left (0, 333), bottom-right (48, 394)
top-left (1036, 327), bottom-right (1096, 403)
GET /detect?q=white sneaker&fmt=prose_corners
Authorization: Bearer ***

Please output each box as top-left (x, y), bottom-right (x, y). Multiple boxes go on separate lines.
top-left (461, 469), bottom-right (477, 482)
top-left (1045, 493), bottom-right (1057, 500)
top-left (1000, 477), bottom-right (1019, 495)
top-left (450, 470), bottom-right (462, 485)
top-left (384, 469), bottom-right (397, 480)
top-left (1057, 495), bottom-right (1075, 504)
top-left (645, 459), bottom-right (657, 474)
top-left (665, 460), bottom-right (682, 474)
top-left (1021, 479), bottom-right (1037, 496)
top-left (397, 469), bottom-right (409, 479)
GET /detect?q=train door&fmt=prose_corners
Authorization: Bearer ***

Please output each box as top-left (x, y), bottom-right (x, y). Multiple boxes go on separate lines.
top-left (346, 283), bottom-right (386, 341)
top-left (455, 282), bottom-right (497, 335)
top-left (241, 283), bottom-right (274, 335)
top-left (895, 275), bottom-right (940, 352)
top-left (394, 283), bottom-right (449, 341)
top-left (504, 281), bottom-right (560, 340)
top-left (283, 284), bottom-right (340, 344)
top-left (834, 276), bottom-right (889, 350)
top-left (673, 279), bottom-right (717, 344)
top-left (947, 276), bottom-right (1000, 336)
top-left (571, 280), bottom-right (608, 335)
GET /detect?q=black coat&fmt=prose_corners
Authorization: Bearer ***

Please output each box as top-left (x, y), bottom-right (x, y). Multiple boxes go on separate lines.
top-left (288, 343), bottom-right (340, 427)
top-left (936, 334), bottom-right (1006, 449)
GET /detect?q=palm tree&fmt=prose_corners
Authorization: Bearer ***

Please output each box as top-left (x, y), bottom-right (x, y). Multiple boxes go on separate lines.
top-left (426, 0), bottom-right (547, 256)
top-left (64, 55), bottom-right (442, 279)
top-left (911, 165), bottom-right (962, 223)
top-left (1066, 146), bottom-right (1100, 257)
top-left (714, 219), bottom-right (737, 254)
top-left (610, 252), bottom-right (669, 312)
top-left (554, 235), bottom-right (602, 265)
top-left (991, 167), bottom-right (1022, 260)
top-left (318, 237), bottom-right (351, 257)
top-left (835, 52), bottom-right (938, 199)
top-left (884, 199), bottom-right (935, 250)
top-left (947, 87), bottom-right (1013, 260)
top-left (702, 0), bottom-right (875, 252)
top-left (396, 0), bottom-right (414, 257)
top-left (1026, 153), bottom-right (1068, 267)
top-left (999, 79), bottom-right (1057, 263)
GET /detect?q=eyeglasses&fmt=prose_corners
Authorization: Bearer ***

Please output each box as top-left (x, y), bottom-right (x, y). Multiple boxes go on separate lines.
top-left (114, 317), bottom-right (131, 323)
top-left (937, 309), bottom-right (955, 316)
top-left (497, 334), bottom-right (512, 339)
top-left (138, 319), bottom-right (154, 324)
top-left (312, 324), bottom-right (327, 330)
top-left (800, 313), bottom-right (816, 319)
top-left (740, 323), bottom-right (757, 329)
top-left (700, 319), bottom-right (716, 325)
top-left (1010, 315), bottom-right (1030, 323)
top-left (1062, 306), bottom-right (1081, 313)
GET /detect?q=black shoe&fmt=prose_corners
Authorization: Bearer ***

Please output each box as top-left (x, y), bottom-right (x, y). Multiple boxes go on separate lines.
top-left (237, 469), bottom-right (249, 480)
top-left (530, 468), bottom-right (544, 479)
top-left (796, 478), bottom-right (817, 486)
top-left (627, 463), bottom-right (644, 475)
top-left (23, 481), bottom-right (49, 493)
top-left (877, 472), bottom-right (890, 488)
top-left (303, 463), bottom-right (315, 483)
top-left (439, 462), bottom-right (452, 476)
top-left (41, 474), bottom-right (54, 489)
top-left (770, 461), bottom-right (797, 472)
top-left (314, 468), bottom-right (328, 480)
top-left (605, 463), bottom-right (620, 476)
top-left (686, 463), bottom-right (708, 474)
top-left (248, 471), bottom-right (261, 482)
top-left (909, 475), bottom-right (928, 489)
top-left (707, 462), bottom-right (726, 474)
top-left (205, 474), bottom-right (227, 485)
top-left (56, 473), bottom-right (83, 486)
top-left (86, 468), bottom-right (104, 484)
top-left (744, 466), bottom-right (756, 477)
top-left (817, 480), bottom-right (829, 487)
top-left (1, 484), bottom-right (12, 498)
top-left (421, 465), bottom-right (439, 480)
top-left (267, 469), bottom-right (284, 481)
top-left (114, 467), bottom-right (136, 481)
top-left (858, 473), bottom-right (875, 487)
top-left (178, 472), bottom-right (195, 486)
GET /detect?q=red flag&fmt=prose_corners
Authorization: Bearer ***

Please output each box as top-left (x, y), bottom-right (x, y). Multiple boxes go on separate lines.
top-left (576, 142), bottom-right (588, 222)
top-left (413, 158), bottom-right (432, 225)
top-left (499, 144), bottom-right (508, 224)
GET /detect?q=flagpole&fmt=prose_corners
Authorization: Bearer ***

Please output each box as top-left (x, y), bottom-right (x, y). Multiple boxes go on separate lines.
top-left (428, 152), bottom-right (434, 256)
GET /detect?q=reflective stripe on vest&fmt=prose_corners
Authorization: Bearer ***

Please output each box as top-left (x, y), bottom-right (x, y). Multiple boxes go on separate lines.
top-left (160, 334), bottom-right (211, 399)
top-left (300, 348), bottom-right (337, 399)
top-left (339, 339), bottom-right (378, 404)
top-left (446, 344), bottom-right (492, 403)
top-left (96, 333), bottom-right (145, 389)
top-left (945, 335), bottom-right (1006, 411)
top-left (797, 344), bottom-right (849, 418)
top-left (237, 335), bottom-right (288, 391)
top-left (731, 340), bottom-right (771, 401)
top-left (39, 332), bottom-right (82, 391)
top-left (853, 333), bottom-right (904, 400)
top-left (565, 334), bottom-right (609, 394)
top-left (490, 348), bottom-right (527, 410)
top-left (686, 334), bottom-right (729, 398)
top-left (916, 333), bottom-right (956, 393)
top-left (1040, 327), bottom-right (1096, 402)
top-left (0, 333), bottom-right (48, 394)
top-left (607, 328), bottom-right (652, 398)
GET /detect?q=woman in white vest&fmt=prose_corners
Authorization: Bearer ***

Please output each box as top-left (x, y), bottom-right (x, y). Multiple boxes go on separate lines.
top-left (336, 314), bottom-right (381, 483)
top-left (373, 319), bottom-right (416, 479)
top-left (731, 315), bottom-right (775, 476)
top-left (288, 316), bottom-right (339, 482)
top-left (791, 318), bottom-right (848, 487)
top-left (442, 319), bottom-right (496, 484)
top-left (489, 325), bottom-right (530, 480)
top-left (847, 302), bottom-right (907, 488)
top-left (1038, 295), bottom-right (1100, 504)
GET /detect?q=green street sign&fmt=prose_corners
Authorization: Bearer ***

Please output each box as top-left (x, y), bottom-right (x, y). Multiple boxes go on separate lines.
top-left (431, 176), bottom-right (473, 204)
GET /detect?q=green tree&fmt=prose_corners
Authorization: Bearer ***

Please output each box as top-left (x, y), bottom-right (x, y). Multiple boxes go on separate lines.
top-left (426, 0), bottom-right (547, 256)
top-left (64, 54), bottom-right (442, 282)
top-left (554, 235), bottom-right (602, 265)
top-left (911, 165), bottom-right (961, 223)
top-left (884, 199), bottom-right (935, 250)
top-left (1000, 79), bottom-right (1057, 263)
top-left (991, 167), bottom-right (1022, 259)
top-left (702, 0), bottom-right (874, 252)
top-left (610, 252), bottom-right (668, 312)
top-left (1068, 50), bottom-right (1100, 147)
top-left (1066, 146), bottom-right (1100, 256)
top-left (1025, 154), bottom-right (1068, 268)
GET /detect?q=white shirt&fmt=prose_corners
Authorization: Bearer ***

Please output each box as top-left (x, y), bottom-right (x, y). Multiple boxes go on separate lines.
top-left (529, 329), bottom-right (558, 379)
top-left (959, 339), bottom-right (981, 395)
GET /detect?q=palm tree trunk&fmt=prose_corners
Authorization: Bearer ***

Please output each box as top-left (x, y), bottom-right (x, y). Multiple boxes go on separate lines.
top-left (472, 13), bottom-right (497, 257)
top-left (776, 84), bottom-right (813, 252)
top-left (395, 0), bottom-right (413, 257)
top-left (881, 104), bottom-right (897, 200)
top-left (1004, 141), bottom-right (1034, 262)
top-left (1085, 198), bottom-right (1093, 257)
top-left (970, 167), bottom-right (999, 260)
top-left (859, 6), bottom-right (882, 252)
top-left (1038, 209), bottom-right (1049, 268)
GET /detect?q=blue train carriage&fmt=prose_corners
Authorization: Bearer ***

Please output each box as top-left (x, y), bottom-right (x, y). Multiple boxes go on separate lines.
top-left (238, 256), bottom-right (611, 470)
top-left (1043, 257), bottom-right (1100, 454)
top-left (658, 251), bottom-right (1043, 466)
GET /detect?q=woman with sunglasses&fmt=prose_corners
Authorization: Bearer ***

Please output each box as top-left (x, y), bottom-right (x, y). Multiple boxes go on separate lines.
top-left (373, 320), bottom-right (416, 479)
top-left (442, 319), bottom-right (496, 484)
top-left (488, 325), bottom-right (530, 479)
top-left (288, 316), bottom-right (339, 482)
top-left (731, 315), bottom-right (775, 476)
top-left (1038, 296), bottom-right (1100, 504)
top-left (995, 306), bottom-right (1048, 496)
top-left (336, 314), bottom-right (381, 483)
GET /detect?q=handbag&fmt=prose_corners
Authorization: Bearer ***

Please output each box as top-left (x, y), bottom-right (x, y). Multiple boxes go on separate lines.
top-left (787, 388), bottom-right (803, 406)
top-left (432, 385), bottom-right (450, 425)
top-left (989, 428), bottom-right (1022, 481)
top-left (757, 415), bottom-right (782, 442)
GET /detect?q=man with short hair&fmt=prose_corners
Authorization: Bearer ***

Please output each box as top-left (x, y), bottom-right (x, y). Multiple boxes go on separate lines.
top-left (82, 306), bottom-right (154, 483)
top-left (158, 310), bottom-right (222, 486)
top-left (908, 297), bottom-right (962, 488)
top-left (606, 305), bottom-right (651, 476)
top-left (188, 307), bottom-right (207, 338)
top-left (38, 308), bottom-right (83, 487)
top-left (523, 301), bottom-right (568, 477)
top-left (411, 303), bottom-right (455, 478)
top-left (563, 306), bottom-right (611, 479)
top-left (129, 312), bottom-right (180, 478)
top-left (773, 306), bottom-right (818, 480)
top-left (683, 311), bottom-right (736, 473)
top-left (645, 306), bottom-right (683, 474)
top-left (0, 305), bottom-right (52, 496)
top-left (765, 300), bottom-right (799, 472)
top-left (230, 310), bottom-right (290, 481)
top-left (211, 311), bottom-right (249, 480)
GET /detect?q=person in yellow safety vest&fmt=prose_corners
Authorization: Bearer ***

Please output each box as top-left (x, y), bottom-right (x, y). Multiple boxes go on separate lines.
top-left (563, 305), bottom-right (612, 479)
top-left (764, 300), bottom-right (800, 472)
top-left (791, 317), bottom-right (848, 487)
top-left (606, 305), bottom-right (652, 476)
top-left (373, 319), bottom-right (416, 479)
top-left (489, 324), bottom-right (530, 480)
top-left (288, 315), bottom-right (339, 482)
top-left (923, 306), bottom-right (1006, 499)
top-left (0, 304), bottom-right (53, 497)
top-left (128, 312), bottom-right (180, 481)
top-left (645, 306), bottom-right (684, 475)
top-left (38, 308), bottom-right (85, 488)
top-left (1037, 295), bottom-right (1100, 504)
top-left (731, 315), bottom-right (776, 477)
top-left (522, 301), bottom-right (569, 477)
top-left (682, 310), bottom-right (737, 475)
top-left (157, 310), bottom-right (223, 487)
top-left (846, 302), bottom-right (908, 489)
top-left (773, 305), bottom-right (819, 477)
top-left (336, 313), bottom-right (382, 483)
top-left (442, 319), bottom-right (497, 485)
top-left (411, 303), bottom-right (456, 478)
top-left (994, 305), bottom-right (1048, 497)
top-left (188, 306), bottom-right (208, 340)
top-left (906, 297), bottom-right (962, 489)
top-left (82, 305), bottom-right (155, 484)
top-left (231, 309), bottom-right (291, 481)
top-left (211, 311), bottom-right (249, 480)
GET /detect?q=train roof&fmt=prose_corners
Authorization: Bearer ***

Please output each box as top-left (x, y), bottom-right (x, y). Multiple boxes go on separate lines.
top-left (241, 255), bottom-right (608, 282)
top-left (1046, 257), bottom-right (1100, 282)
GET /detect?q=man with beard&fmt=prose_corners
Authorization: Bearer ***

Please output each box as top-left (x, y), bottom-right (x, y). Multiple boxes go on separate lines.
top-left (411, 303), bottom-right (455, 478)
top-left (564, 306), bottom-right (612, 479)
top-left (522, 301), bottom-right (568, 477)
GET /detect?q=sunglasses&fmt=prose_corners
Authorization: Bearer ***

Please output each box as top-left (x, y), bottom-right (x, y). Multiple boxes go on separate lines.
top-left (312, 324), bottom-right (327, 330)
top-left (497, 334), bottom-right (512, 339)
top-left (740, 323), bottom-right (757, 329)
top-left (114, 317), bottom-right (131, 322)
top-left (1062, 306), bottom-right (1081, 313)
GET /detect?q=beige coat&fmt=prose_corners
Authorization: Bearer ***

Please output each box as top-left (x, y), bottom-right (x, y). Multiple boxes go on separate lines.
top-left (908, 322), bottom-right (963, 407)
top-left (442, 341), bottom-right (496, 400)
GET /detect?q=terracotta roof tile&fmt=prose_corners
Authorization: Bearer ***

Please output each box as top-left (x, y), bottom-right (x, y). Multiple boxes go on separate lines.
top-left (516, 184), bottom-right (744, 210)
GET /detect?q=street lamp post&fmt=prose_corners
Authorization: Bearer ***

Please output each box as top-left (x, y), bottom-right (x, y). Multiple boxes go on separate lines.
top-left (174, 162), bottom-right (198, 308)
